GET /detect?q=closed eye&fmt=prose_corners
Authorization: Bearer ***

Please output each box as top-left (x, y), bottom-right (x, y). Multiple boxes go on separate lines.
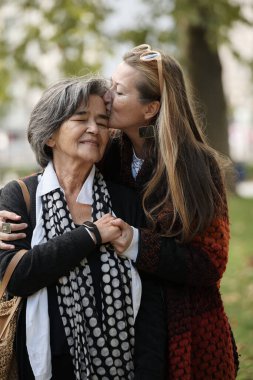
top-left (70, 117), bottom-right (87, 122)
top-left (97, 123), bottom-right (108, 129)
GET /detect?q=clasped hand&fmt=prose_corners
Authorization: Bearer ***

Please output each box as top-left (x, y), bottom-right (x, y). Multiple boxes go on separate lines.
top-left (94, 213), bottom-right (133, 254)
top-left (0, 211), bottom-right (133, 255)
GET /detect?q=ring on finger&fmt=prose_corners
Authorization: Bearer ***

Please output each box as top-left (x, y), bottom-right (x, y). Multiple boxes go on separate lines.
top-left (1, 222), bottom-right (12, 234)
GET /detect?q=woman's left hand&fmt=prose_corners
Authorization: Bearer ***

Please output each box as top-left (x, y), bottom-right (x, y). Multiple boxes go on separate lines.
top-left (110, 218), bottom-right (133, 254)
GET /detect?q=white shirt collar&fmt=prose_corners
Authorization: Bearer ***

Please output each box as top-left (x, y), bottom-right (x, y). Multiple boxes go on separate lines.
top-left (37, 161), bottom-right (95, 205)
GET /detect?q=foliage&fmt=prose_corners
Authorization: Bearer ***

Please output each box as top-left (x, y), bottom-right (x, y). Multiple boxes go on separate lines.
top-left (114, 0), bottom-right (252, 156)
top-left (0, 0), bottom-right (112, 109)
top-left (1, 0), bottom-right (251, 108)
top-left (172, 0), bottom-right (249, 47)
top-left (115, 2), bottom-right (175, 52)
top-left (115, 0), bottom-right (252, 56)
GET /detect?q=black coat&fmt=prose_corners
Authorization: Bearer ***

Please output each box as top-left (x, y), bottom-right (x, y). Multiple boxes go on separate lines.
top-left (0, 173), bottom-right (167, 380)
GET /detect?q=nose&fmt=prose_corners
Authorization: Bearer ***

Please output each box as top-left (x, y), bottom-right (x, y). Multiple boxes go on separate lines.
top-left (86, 121), bottom-right (99, 134)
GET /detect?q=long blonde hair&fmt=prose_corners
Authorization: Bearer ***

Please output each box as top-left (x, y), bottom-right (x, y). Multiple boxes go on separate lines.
top-left (123, 46), bottom-right (228, 242)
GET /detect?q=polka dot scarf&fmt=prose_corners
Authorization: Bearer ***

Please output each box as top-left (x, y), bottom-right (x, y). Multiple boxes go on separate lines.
top-left (41, 168), bottom-right (135, 380)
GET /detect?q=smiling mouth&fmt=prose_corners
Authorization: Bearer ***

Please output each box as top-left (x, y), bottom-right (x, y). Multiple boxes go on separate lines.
top-left (79, 140), bottom-right (98, 146)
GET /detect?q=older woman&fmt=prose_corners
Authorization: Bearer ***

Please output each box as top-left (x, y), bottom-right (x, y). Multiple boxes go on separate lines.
top-left (0, 76), bottom-right (149, 380)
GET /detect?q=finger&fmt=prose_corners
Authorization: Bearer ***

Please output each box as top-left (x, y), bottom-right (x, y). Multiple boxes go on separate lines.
top-left (95, 214), bottom-right (110, 222)
top-left (0, 232), bottom-right (26, 241)
top-left (95, 214), bottom-right (115, 224)
top-left (0, 210), bottom-right (21, 221)
top-left (8, 222), bottom-right (28, 232)
top-left (111, 218), bottom-right (125, 228)
top-left (0, 222), bottom-right (27, 235)
top-left (102, 213), bottom-right (115, 221)
top-left (0, 241), bottom-right (15, 250)
top-left (106, 225), bottom-right (121, 234)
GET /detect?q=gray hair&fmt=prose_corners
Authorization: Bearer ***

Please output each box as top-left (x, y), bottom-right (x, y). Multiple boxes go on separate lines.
top-left (28, 75), bottom-right (108, 168)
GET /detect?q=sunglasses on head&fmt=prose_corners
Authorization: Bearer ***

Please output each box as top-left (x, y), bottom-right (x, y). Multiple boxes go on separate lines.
top-left (135, 44), bottom-right (164, 95)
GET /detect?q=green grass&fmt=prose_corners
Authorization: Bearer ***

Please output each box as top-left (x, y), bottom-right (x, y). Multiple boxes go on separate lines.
top-left (222, 195), bottom-right (253, 379)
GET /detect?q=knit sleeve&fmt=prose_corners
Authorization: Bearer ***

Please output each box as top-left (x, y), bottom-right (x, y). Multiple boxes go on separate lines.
top-left (0, 180), bottom-right (97, 297)
top-left (136, 185), bottom-right (230, 287)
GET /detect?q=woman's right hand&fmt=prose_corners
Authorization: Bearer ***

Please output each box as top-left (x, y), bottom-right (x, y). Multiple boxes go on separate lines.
top-left (94, 213), bottom-right (121, 244)
top-left (0, 210), bottom-right (27, 250)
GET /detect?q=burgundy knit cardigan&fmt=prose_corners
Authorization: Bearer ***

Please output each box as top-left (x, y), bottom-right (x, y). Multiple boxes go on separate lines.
top-left (101, 134), bottom-right (239, 380)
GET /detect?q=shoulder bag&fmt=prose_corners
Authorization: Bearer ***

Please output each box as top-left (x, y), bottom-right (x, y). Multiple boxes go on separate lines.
top-left (0, 179), bottom-right (30, 380)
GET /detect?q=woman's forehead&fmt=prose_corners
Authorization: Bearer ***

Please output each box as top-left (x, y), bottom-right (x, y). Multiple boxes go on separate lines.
top-left (112, 62), bottom-right (140, 87)
top-left (75, 95), bottom-right (106, 114)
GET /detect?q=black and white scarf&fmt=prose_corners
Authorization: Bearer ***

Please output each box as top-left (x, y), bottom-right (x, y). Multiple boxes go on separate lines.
top-left (41, 168), bottom-right (135, 380)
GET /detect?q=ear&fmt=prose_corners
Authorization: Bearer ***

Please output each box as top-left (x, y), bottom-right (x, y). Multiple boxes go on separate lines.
top-left (46, 136), bottom-right (55, 148)
top-left (144, 100), bottom-right (160, 121)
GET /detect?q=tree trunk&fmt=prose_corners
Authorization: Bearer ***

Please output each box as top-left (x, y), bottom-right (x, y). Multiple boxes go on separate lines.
top-left (182, 24), bottom-right (229, 156)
